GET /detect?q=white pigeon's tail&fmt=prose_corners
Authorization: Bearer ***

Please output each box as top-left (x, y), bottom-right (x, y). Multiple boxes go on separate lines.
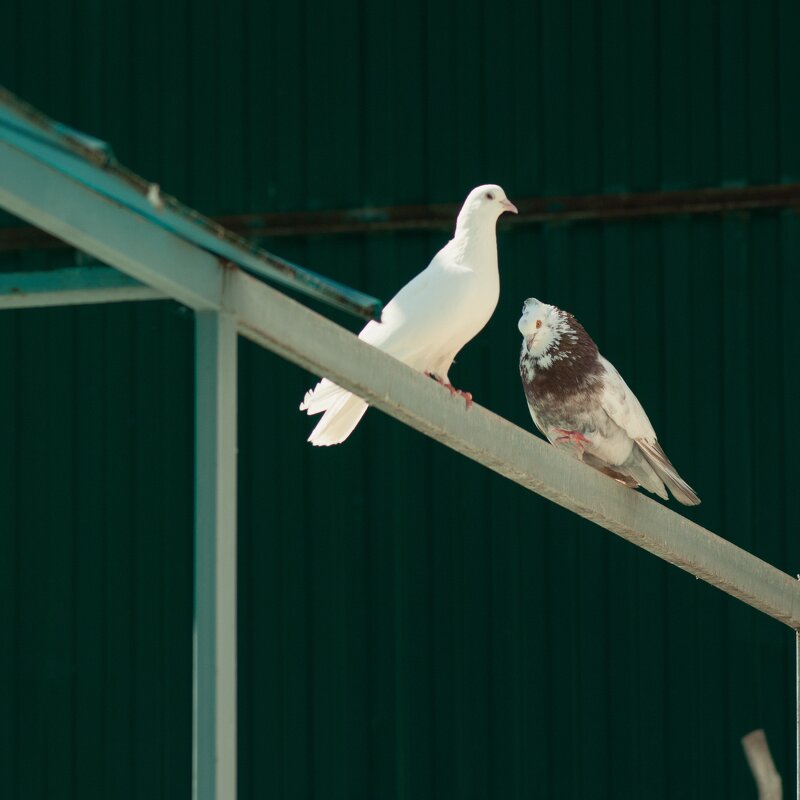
top-left (636, 439), bottom-right (701, 506)
top-left (299, 378), bottom-right (368, 446)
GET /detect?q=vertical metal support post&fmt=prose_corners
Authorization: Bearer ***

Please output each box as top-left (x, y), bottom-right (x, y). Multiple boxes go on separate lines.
top-left (193, 311), bottom-right (238, 800)
top-left (796, 625), bottom-right (799, 800)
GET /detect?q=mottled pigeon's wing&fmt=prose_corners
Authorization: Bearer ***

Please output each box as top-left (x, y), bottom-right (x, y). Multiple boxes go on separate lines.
top-left (522, 397), bottom-right (548, 439)
top-left (597, 355), bottom-right (657, 442)
top-left (598, 356), bottom-right (700, 506)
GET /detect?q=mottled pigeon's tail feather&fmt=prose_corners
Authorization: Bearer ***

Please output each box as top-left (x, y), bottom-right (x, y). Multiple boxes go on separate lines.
top-left (582, 454), bottom-right (641, 490)
top-left (623, 454), bottom-right (669, 501)
top-left (584, 448), bottom-right (668, 499)
top-left (305, 390), bottom-right (368, 446)
top-left (637, 439), bottom-right (701, 506)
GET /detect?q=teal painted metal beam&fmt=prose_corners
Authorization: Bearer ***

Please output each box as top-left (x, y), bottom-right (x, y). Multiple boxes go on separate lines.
top-left (0, 266), bottom-right (162, 309)
top-left (0, 87), bottom-right (382, 321)
top-left (0, 138), bottom-right (225, 310)
top-left (194, 311), bottom-right (238, 800)
top-left (0, 140), bottom-right (237, 800)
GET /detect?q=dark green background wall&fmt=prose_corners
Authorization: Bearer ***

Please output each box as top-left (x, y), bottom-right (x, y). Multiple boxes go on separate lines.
top-left (2, 0), bottom-right (800, 797)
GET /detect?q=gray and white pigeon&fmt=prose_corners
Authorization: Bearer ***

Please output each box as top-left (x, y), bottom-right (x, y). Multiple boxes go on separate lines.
top-left (518, 298), bottom-right (700, 505)
top-left (300, 184), bottom-right (518, 445)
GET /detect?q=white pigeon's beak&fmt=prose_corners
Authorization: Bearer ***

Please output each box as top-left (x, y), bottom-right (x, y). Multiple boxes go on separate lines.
top-left (500, 199), bottom-right (518, 214)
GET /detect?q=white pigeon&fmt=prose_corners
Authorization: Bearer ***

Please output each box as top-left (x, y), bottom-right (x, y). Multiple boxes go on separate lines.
top-left (518, 298), bottom-right (700, 505)
top-left (300, 184), bottom-right (518, 446)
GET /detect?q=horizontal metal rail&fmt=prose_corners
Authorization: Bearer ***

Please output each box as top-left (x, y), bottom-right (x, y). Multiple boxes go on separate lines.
top-left (0, 266), bottom-right (161, 308)
top-left (2, 135), bottom-right (800, 631)
top-left (3, 182), bottom-right (800, 251)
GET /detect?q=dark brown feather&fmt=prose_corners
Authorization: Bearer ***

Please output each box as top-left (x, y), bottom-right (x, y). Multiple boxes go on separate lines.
top-left (519, 311), bottom-right (603, 404)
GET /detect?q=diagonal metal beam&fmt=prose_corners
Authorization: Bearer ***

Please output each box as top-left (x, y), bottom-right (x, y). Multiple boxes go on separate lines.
top-left (0, 266), bottom-right (162, 309)
top-left (225, 271), bottom-right (800, 629)
top-left (2, 97), bottom-right (799, 635)
top-left (0, 140), bottom-right (225, 310)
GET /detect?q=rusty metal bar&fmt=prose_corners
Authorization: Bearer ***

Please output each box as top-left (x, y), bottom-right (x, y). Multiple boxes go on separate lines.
top-left (219, 183), bottom-right (800, 236)
top-left (3, 182), bottom-right (800, 252)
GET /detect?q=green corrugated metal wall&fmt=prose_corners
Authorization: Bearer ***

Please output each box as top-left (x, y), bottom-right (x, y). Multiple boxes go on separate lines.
top-left (2, 0), bottom-right (800, 797)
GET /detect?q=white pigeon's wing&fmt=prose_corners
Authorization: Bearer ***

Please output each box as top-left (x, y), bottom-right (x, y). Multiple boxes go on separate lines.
top-left (357, 245), bottom-right (468, 362)
top-left (358, 281), bottom-right (436, 353)
top-left (597, 355), bottom-right (657, 442)
top-left (359, 257), bottom-right (439, 345)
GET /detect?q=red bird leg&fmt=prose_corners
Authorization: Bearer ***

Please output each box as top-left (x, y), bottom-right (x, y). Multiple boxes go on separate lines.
top-left (553, 428), bottom-right (591, 452)
top-left (425, 372), bottom-right (453, 392)
top-left (456, 389), bottom-right (473, 410)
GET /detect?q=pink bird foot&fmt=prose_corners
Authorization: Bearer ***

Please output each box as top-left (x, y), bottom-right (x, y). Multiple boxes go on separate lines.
top-left (450, 387), bottom-right (473, 409)
top-left (553, 428), bottom-right (591, 453)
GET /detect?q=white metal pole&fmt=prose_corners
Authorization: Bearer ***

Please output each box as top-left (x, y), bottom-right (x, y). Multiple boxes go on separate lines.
top-left (193, 311), bottom-right (238, 800)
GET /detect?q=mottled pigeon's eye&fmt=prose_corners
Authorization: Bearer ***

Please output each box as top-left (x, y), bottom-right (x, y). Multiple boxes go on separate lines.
top-left (535, 320), bottom-right (542, 329)
top-left (486, 192), bottom-right (495, 200)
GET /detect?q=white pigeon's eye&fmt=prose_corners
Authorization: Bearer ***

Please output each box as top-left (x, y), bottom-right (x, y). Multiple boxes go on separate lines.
top-left (485, 191), bottom-right (495, 200)
top-left (535, 320), bottom-right (542, 329)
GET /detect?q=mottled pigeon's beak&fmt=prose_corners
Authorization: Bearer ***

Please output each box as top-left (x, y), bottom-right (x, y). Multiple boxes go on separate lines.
top-left (501, 199), bottom-right (518, 214)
